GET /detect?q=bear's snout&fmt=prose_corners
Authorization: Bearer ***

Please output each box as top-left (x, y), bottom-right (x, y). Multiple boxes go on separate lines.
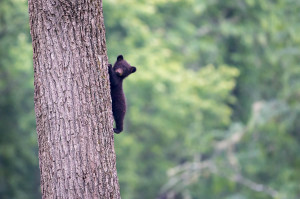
top-left (115, 68), bottom-right (123, 76)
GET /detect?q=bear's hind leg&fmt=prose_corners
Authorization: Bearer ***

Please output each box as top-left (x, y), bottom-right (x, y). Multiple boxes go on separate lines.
top-left (113, 111), bottom-right (125, 134)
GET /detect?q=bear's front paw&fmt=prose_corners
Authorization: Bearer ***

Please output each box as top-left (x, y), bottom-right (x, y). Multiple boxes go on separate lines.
top-left (114, 128), bottom-right (122, 134)
top-left (108, 64), bottom-right (112, 71)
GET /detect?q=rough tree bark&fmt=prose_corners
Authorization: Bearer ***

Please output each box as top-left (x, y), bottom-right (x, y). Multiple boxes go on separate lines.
top-left (28, 0), bottom-right (120, 198)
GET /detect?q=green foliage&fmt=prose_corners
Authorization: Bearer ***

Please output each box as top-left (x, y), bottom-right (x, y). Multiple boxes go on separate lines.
top-left (103, 0), bottom-right (300, 198)
top-left (116, 62), bottom-right (238, 198)
top-left (0, 0), bottom-right (40, 198)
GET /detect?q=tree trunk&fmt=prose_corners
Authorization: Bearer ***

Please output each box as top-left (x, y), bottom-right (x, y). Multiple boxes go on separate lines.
top-left (28, 0), bottom-right (120, 198)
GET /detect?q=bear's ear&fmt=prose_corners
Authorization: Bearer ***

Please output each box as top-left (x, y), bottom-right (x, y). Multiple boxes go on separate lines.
top-left (117, 55), bottom-right (123, 61)
top-left (131, 66), bottom-right (136, 73)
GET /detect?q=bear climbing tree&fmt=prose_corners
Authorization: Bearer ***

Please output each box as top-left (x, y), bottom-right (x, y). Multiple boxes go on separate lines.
top-left (109, 55), bottom-right (136, 134)
top-left (28, 0), bottom-right (121, 198)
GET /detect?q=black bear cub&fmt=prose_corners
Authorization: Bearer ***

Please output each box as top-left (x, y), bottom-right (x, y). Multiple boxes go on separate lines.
top-left (108, 55), bottom-right (136, 134)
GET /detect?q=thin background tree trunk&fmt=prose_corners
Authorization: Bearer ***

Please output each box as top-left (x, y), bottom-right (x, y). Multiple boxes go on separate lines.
top-left (28, 0), bottom-right (120, 198)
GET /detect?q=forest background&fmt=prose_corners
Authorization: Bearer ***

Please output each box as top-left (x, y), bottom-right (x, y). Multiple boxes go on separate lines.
top-left (1, 0), bottom-right (300, 198)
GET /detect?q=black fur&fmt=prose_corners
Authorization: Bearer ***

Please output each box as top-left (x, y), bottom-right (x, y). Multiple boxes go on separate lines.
top-left (108, 55), bottom-right (136, 133)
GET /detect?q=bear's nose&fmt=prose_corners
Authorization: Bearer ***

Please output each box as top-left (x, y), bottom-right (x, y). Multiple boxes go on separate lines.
top-left (115, 68), bottom-right (123, 76)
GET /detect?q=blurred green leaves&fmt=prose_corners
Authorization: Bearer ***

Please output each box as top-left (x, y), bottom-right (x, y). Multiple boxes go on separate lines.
top-left (104, 0), bottom-right (300, 198)
top-left (0, 0), bottom-right (40, 198)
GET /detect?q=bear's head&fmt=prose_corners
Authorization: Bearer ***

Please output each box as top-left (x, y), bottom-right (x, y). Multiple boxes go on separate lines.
top-left (113, 55), bottom-right (136, 79)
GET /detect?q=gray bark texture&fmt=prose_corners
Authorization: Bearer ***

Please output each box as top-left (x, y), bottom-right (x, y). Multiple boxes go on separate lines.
top-left (28, 0), bottom-right (121, 198)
